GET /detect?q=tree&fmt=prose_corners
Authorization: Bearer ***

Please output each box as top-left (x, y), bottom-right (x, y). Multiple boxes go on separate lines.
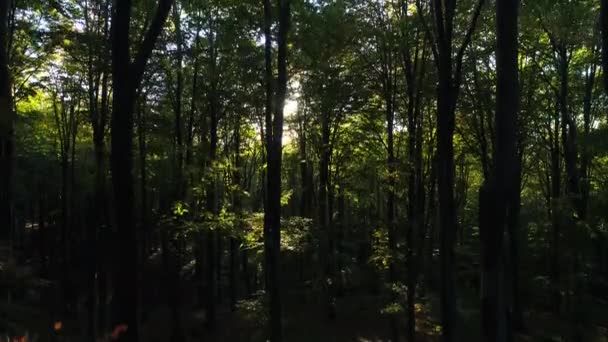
top-left (0, 0), bottom-right (13, 242)
top-left (110, 0), bottom-right (173, 341)
top-left (399, 2), bottom-right (429, 339)
top-left (263, 0), bottom-right (290, 340)
top-left (418, 0), bottom-right (486, 339)
top-left (602, 0), bottom-right (608, 93)
top-left (478, 0), bottom-right (519, 340)
top-left (4, 1), bottom-right (608, 341)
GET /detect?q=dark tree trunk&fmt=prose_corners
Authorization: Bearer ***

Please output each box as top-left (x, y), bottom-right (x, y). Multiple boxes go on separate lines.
top-left (53, 96), bottom-right (75, 312)
top-left (39, 196), bottom-right (47, 275)
top-left (298, 121), bottom-right (312, 218)
top-left (602, 0), bottom-right (608, 94)
top-left (479, 0), bottom-right (518, 340)
top-left (402, 22), bottom-right (427, 340)
top-left (204, 26), bottom-right (220, 329)
top-left (262, 0), bottom-right (275, 335)
top-left (137, 99), bottom-right (149, 257)
top-left (96, 35), bottom-right (110, 337)
top-left (0, 0), bottom-right (13, 242)
top-left (110, 1), bottom-right (173, 341)
top-left (557, 49), bottom-right (581, 219)
top-left (319, 110), bottom-right (335, 320)
top-left (427, 0), bottom-right (486, 339)
top-left (580, 64), bottom-right (596, 222)
top-left (204, 96), bottom-right (218, 331)
top-left (263, 0), bottom-right (290, 340)
top-left (230, 120), bottom-right (242, 311)
top-left (172, 3), bottom-right (184, 200)
top-left (384, 66), bottom-right (398, 342)
top-left (186, 34), bottom-right (199, 173)
top-left (550, 108), bottom-right (561, 300)
top-left (507, 150), bottom-right (524, 332)
top-left (436, 50), bottom-right (458, 342)
top-left (69, 102), bottom-right (78, 311)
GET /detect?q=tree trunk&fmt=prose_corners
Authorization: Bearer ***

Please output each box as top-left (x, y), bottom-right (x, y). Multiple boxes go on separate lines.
top-left (231, 120), bottom-right (242, 311)
top-left (602, 0), bottom-right (608, 94)
top-left (580, 64), bottom-right (595, 221)
top-left (557, 50), bottom-right (581, 219)
top-left (319, 110), bottom-right (335, 320)
top-left (479, 1), bottom-right (518, 340)
top-left (263, 0), bottom-right (290, 340)
top-left (203, 26), bottom-right (220, 329)
top-left (385, 73), bottom-right (398, 342)
top-left (0, 0), bottom-right (13, 242)
top-left (403, 35), bottom-right (427, 342)
top-left (110, 1), bottom-right (173, 341)
top-left (172, 2), bottom-right (184, 200)
top-left (550, 104), bottom-right (561, 283)
top-left (507, 150), bottom-right (524, 331)
top-left (428, 0), bottom-right (486, 338)
top-left (204, 96), bottom-right (218, 331)
top-left (436, 54), bottom-right (458, 342)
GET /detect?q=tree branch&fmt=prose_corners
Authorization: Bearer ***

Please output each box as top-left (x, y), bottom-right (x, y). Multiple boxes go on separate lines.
top-left (415, 0), bottom-right (439, 64)
top-left (131, 0), bottom-right (174, 92)
top-left (454, 0), bottom-right (486, 91)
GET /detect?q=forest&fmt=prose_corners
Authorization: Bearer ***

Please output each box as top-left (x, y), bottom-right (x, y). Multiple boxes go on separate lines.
top-left (0, 0), bottom-right (608, 341)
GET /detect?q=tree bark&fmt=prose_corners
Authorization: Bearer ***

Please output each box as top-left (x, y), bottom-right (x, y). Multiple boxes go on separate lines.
top-left (507, 149), bottom-right (524, 331)
top-left (479, 1), bottom-right (518, 340)
top-left (426, 0), bottom-right (486, 339)
top-left (110, 1), bottom-right (173, 341)
top-left (319, 109), bottom-right (336, 320)
top-left (230, 119), bottom-right (242, 311)
top-left (204, 25), bottom-right (219, 330)
top-left (402, 18), bottom-right (427, 339)
top-left (172, 2), bottom-right (184, 200)
top-left (263, 0), bottom-right (290, 339)
top-left (0, 0), bottom-right (13, 242)
top-left (602, 0), bottom-right (608, 94)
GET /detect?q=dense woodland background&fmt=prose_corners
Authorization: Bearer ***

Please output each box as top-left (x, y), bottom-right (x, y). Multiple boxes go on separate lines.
top-left (1, 0), bottom-right (608, 341)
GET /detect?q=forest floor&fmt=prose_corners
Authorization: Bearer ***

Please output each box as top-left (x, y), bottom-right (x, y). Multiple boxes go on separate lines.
top-left (2, 284), bottom-right (608, 341)
top-left (2, 255), bottom-right (608, 341)
top-left (141, 285), bottom-right (608, 342)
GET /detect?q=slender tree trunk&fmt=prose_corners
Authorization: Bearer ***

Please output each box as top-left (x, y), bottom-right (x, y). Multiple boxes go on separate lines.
top-left (96, 41), bottom-right (110, 338)
top-left (263, 0), bottom-right (290, 339)
top-left (172, 3), bottom-right (184, 200)
top-left (557, 50), bottom-right (581, 219)
top-left (205, 50), bottom-right (219, 327)
top-left (0, 0), bottom-right (13, 242)
top-left (39, 195), bottom-right (47, 276)
top-left (479, 1), bottom-right (518, 340)
top-left (428, 0), bottom-right (486, 337)
top-left (262, 0), bottom-right (275, 335)
top-left (137, 99), bottom-right (149, 257)
top-left (84, 1), bottom-right (103, 330)
top-left (385, 79), bottom-right (399, 342)
top-left (602, 0), bottom-right (608, 94)
top-left (204, 127), bottom-right (218, 331)
top-left (230, 121), bottom-right (242, 311)
top-left (319, 110), bottom-right (335, 320)
top-left (299, 124), bottom-right (311, 218)
top-left (69, 102), bottom-right (78, 310)
top-left (580, 64), bottom-right (595, 221)
top-left (186, 34), bottom-right (199, 173)
top-left (550, 109), bottom-right (561, 303)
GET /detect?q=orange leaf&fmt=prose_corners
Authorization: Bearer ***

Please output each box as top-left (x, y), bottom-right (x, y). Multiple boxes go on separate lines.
top-left (54, 321), bottom-right (63, 331)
